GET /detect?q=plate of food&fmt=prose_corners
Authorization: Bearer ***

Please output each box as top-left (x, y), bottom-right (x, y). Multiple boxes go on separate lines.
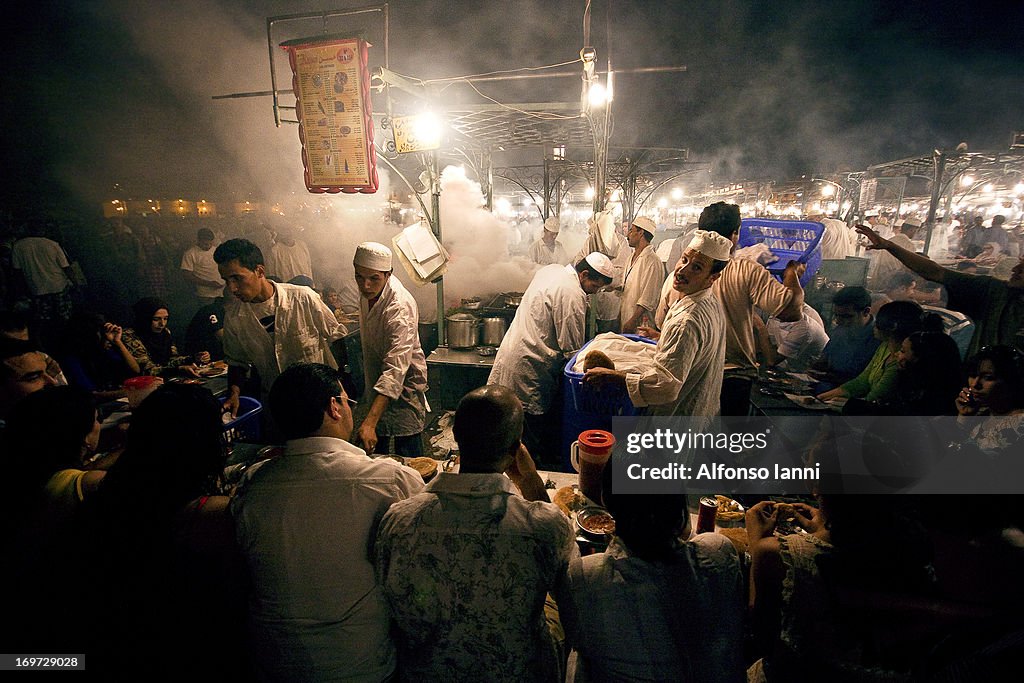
top-left (714, 494), bottom-right (745, 527)
top-left (783, 393), bottom-right (837, 410)
top-left (553, 485), bottom-right (589, 517)
top-left (198, 362), bottom-right (228, 378)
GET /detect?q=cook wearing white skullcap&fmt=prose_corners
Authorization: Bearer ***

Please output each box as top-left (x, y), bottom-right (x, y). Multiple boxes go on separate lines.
top-left (544, 216), bottom-right (560, 233)
top-left (686, 229), bottom-right (733, 263)
top-left (354, 242), bottom-right (393, 272)
top-left (631, 215), bottom-right (657, 237)
top-left (583, 251), bottom-right (616, 280)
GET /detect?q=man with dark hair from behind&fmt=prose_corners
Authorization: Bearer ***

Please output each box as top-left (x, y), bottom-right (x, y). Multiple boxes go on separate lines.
top-left (375, 384), bottom-right (578, 682)
top-left (231, 362), bottom-right (423, 682)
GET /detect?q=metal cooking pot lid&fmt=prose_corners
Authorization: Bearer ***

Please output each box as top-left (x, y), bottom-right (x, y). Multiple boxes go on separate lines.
top-left (447, 313), bottom-right (477, 321)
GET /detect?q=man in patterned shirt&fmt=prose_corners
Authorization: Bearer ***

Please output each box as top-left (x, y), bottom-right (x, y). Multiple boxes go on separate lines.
top-left (375, 384), bottom-right (579, 682)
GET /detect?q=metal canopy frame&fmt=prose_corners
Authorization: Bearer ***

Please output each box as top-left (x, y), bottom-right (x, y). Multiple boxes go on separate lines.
top-left (867, 147), bottom-right (1024, 253)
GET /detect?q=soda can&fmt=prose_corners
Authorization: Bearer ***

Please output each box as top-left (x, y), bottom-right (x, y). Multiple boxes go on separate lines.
top-left (696, 496), bottom-right (718, 534)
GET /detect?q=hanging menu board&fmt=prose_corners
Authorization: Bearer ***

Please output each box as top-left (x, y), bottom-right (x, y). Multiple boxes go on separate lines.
top-left (282, 35), bottom-right (379, 194)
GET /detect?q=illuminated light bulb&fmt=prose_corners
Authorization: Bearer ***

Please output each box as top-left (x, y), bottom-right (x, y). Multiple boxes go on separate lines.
top-left (820, 184), bottom-right (835, 197)
top-left (413, 112), bottom-right (442, 149)
top-left (494, 198), bottom-right (511, 214)
top-left (587, 82), bottom-right (608, 108)
top-left (670, 187), bottom-right (683, 201)
top-left (584, 187), bottom-right (595, 201)
top-left (961, 175), bottom-right (974, 187)
top-left (983, 183), bottom-right (994, 193)
top-left (657, 198), bottom-right (668, 209)
top-left (1015, 183), bottom-right (1024, 195)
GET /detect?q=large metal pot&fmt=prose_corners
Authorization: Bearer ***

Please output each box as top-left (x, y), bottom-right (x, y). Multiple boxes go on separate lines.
top-left (446, 313), bottom-right (479, 349)
top-left (479, 316), bottom-right (508, 347)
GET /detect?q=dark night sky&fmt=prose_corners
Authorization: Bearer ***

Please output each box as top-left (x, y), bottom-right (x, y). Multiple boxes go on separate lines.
top-left (2, 0), bottom-right (1022, 211)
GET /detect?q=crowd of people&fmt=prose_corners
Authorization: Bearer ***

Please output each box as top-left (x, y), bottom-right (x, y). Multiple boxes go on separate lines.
top-left (2, 198), bottom-right (1023, 681)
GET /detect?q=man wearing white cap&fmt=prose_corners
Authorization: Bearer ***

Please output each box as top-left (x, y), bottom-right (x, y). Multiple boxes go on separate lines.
top-left (651, 202), bottom-right (806, 415)
top-left (353, 242), bottom-right (429, 456)
top-left (528, 216), bottom-right (569, 266)
top-left (488, 252), bottom-right (615, 464)
top-left (619, 215), bottom-right (666, 333)
top-left (214, 238), bottom-right (345, 417)
top-left (585, 230), bottom-right (730, 420)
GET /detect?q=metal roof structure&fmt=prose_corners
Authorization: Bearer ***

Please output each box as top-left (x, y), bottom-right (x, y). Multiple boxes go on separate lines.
top-left (441, 102), bottom-right (594, 150)
top-left (867, 147), bottom-right (1024, 180)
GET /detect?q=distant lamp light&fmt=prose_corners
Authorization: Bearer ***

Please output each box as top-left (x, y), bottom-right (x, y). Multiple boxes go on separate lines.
top-left (670, 187), bottom-right (684, 201)
top-left (584, 186), bottom-right (595, 201)
top-left (656, 197), bottom-right (668, 209)
top-left (961, 174), bottom-right (975, 187)
top-left (494, 197), bottom-right (511, 214)
top-left (820, 184), bottom-right (835, 197)
top-left (983, 183), bottom-right (994, 193)
top-left (1015, 183), bottom-right (1024, 195)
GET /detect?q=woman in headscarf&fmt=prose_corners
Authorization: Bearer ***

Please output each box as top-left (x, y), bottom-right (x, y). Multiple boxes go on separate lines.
top-left (121, 297), bottom-right (202, 377)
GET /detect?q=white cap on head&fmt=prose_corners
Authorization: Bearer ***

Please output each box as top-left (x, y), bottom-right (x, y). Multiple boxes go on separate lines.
top-left (902, 217), bottom-right (922, 228)
top-left (544, 216), bottom-right (560, 233)
top-left (583, 252), bottom-right (616, 279)
top-left (686, 229), bottom-right (733, 262)
top-left (631, 216), bottom-right (657, 234)
top-left (864, 209), bottom-right (880, 218)
top-left (353, 242), bottom-right (393, 271)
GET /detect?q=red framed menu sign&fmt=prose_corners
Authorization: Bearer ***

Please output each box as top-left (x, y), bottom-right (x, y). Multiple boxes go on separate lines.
top-left (282, 35), bottom-right (379, 194)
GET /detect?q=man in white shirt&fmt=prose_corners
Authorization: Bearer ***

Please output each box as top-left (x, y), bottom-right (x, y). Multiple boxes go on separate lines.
top-left (180, 228), bottom-right (222, 307)
top-left (528, 216), bottom-right (569, 266)
top-left (488, 253), bottom-right (614, 464)
top-left (585, 230), bottom-right (730, 423)
top-left (266, 227), bottom-right (314, 283)
top-left (619, 216), bottom-right (666, 333)
top-left (11, 223), bottom-right (75, 348)
top-left (352, 242), bottom-right (428, 457)
top-left (214, 238), bottom-right (344, 416)
top-left (870, 216), bottom-right (921, 290)
top-left (232, 362), bottom-right (423, 682)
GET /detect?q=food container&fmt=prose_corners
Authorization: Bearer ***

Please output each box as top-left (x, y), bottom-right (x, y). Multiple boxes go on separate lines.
top-left (479, 316), bottom-right (507, 347)
top-left (124, 375), bottom-right (163, 409)
top-left (446, 313), bottom-right (479, 349)
top-left (461, 297), bottom-right (482, 310)
top-left (575, 506), bottom-right (616, 542)
top-left (503, 292), bottom-right (523, 308)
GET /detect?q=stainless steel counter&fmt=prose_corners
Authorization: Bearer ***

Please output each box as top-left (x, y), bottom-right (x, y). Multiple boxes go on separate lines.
top-left (426, 346), bottom-right (495, 411)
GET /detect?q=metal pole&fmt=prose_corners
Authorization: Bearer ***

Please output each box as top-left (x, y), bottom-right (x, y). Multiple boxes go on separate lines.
top-left (484, 150), bottom-right (494, 211)
top-left (894, 176), bottom-right (906, 221)
top-left (431, 150), bottom-right (445, 345)
top-left (924, 151), bottom-right (947, 256)
top-left (543, 156), bottom-right (551, 220)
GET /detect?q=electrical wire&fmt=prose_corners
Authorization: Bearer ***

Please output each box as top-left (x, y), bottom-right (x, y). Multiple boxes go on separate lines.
top-left (419, 58), bottom-right (583, 85)
top-left (462, 80), bottom-right (582, 120)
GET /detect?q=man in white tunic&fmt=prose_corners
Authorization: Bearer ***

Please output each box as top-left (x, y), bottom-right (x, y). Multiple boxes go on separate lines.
top-left (528, 216), bottom-right (569, 266)
top-left (352, 242), bottom-right (429, 457)
top-left (488, 252), bottom-right (615, 463)
top-left (585, 231), bottom-right (730, 422)
top-left (619, 216), bottom-right (666, 333)
top-left (266, 227), bottom-right (314, 283)
top-left (214, 238), bottom-right (344, 416)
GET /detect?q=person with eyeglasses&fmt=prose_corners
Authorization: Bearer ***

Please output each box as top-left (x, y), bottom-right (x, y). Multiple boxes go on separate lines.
top-left (808, 286), bottom-right (880, 387)
top-left (231, 362), bottom-right (424, 682)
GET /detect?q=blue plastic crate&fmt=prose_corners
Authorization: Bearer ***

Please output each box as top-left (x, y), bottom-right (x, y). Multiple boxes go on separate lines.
top-left (739, 218), bottom-right (825, 287)
top-left (563, 334), bottom-right (657, 416)
top-left (219, 396), bottom-right (262, 445)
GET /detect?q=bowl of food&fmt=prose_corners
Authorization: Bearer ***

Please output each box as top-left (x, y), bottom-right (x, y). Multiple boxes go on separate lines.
top-left (575, 506), bottom-right (616, 541)
top-left (714, 494), bottom-right (746, 528)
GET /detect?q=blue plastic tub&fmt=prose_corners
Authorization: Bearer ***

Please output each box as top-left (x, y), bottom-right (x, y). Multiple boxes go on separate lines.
top-left (219, 396), bottom-right (262, 446)
top-left (560, 334), bottom-right (657, 471)
top-left (739, 218), bottom-right (825, 288)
